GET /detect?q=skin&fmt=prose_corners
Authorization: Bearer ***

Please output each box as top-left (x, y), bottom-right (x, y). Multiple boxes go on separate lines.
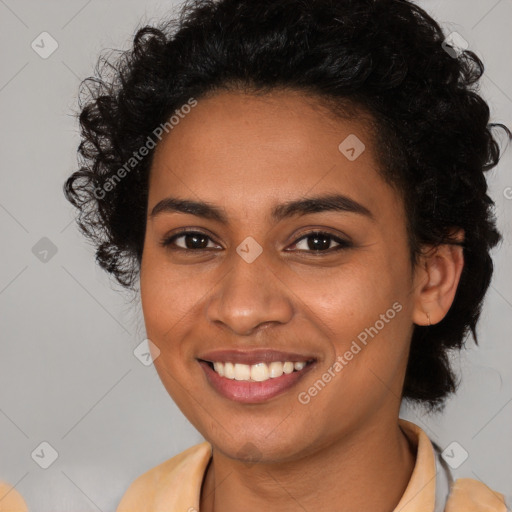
top-left (140, 89), bottom-right (464, 512)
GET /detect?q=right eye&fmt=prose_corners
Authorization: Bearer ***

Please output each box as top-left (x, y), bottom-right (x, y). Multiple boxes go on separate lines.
top-left (160, 230), bottom-right (222, 251)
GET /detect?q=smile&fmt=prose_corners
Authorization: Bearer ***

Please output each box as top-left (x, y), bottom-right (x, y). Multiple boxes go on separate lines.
top-left (197, 351), bottom-right (316, 403)
top-left (209, 360), bottom-right (307, 382)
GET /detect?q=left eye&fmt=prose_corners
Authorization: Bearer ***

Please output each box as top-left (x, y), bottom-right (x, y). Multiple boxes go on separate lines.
top-left (290, 232), bottom-right (352, 252)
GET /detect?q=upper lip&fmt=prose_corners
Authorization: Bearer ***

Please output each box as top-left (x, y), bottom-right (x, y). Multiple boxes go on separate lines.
top-left (197, 349), bottom-right (316, 365)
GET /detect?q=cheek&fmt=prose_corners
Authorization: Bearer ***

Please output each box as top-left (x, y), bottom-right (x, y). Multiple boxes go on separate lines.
top-left (140, 247), bottom-right (197, 348)
top-left (139, 252), bottom-right (201, 405)
top-left (292, 254), bottom-right (413, 389)
top-left (291, 252), bottom-right (408, 333)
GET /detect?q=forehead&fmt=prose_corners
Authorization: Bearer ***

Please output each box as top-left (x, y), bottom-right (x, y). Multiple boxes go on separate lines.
top-left (148, 90), bottom-right (401, 221)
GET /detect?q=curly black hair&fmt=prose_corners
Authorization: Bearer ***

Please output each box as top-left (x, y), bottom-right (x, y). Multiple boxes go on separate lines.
top-left (64, 0), bottom-right (510, 410)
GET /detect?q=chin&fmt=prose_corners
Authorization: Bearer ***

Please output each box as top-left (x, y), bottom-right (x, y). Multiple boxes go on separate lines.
top-left (207, 427), bottom-right (311, 464)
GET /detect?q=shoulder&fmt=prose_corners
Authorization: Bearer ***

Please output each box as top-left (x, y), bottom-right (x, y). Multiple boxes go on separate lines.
top-left (445, 478), bottom-right (509, 512)
top-left (397, 419), bottom-right (509, 512)
top-left (0, 481), bottom-right (28, 512)
top-left (116, 441), bottom-right (212, 512)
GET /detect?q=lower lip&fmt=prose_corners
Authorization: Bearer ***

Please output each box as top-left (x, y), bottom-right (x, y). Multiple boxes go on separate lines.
top-left (198, 361), bottom-right (315, 404)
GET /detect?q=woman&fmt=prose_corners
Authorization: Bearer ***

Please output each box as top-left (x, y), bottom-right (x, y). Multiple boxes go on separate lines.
top-left (56, 0), bottom-right (510, 510)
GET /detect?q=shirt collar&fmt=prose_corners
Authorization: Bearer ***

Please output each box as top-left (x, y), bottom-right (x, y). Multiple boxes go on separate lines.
top-left (118, 418), bottom-right (439, 512)
top-left (392, 418), bottom-right (437, 512)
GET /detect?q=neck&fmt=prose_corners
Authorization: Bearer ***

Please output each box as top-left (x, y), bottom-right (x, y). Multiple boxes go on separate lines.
top-left (200, 417), bottom-right (416, 512)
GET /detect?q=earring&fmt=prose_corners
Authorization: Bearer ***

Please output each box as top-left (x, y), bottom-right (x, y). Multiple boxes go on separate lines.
top-left (426, 312), bottom-right (431, 326)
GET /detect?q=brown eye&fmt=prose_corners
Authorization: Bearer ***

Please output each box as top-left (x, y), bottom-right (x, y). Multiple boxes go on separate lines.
top-left (161, 231), bottom-right (220, 250)
top-left (290, 231), bottom-right (352, 253)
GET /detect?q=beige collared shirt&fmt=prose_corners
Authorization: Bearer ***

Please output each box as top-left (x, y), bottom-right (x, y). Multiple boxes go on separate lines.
top-left (0, 419), bottom-right (507, 511)
top-left (115, 419), bottom-right (508, 511)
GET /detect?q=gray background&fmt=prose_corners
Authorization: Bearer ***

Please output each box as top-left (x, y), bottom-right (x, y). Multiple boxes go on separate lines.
top-left (0, 0), bottom-right (511, 510)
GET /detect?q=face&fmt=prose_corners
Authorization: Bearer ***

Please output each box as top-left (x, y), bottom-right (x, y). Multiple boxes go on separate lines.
top-left (140, 89), bottom-right (420, 462)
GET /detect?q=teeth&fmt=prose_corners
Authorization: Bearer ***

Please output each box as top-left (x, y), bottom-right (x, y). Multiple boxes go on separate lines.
top-left (283, 361), bottom-right (294, 374)
top-left (234, 363), bottom-right (251, 380)
top-left (213, 362), bottom-right (224, 377)
top-left (209, 360), bottom-right (309, 382)
top-left (269, 361), bottom-right (284, 378)
top-left (224, 362), bottom-right (235, 379)
top-left (251, 362), bottom-right (269, 382)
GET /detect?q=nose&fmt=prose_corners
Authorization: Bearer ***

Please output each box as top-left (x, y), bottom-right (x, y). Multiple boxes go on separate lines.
top-left (206, 252), bottom-right (294, 336)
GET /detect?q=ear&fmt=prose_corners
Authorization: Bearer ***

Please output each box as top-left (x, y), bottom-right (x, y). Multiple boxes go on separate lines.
top-left (412, 229), bottom-right (465, 326)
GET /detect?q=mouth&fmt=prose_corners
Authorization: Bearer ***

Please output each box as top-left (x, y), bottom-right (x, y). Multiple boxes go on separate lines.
top-left (201, 359), bottom-right (312, 381)
top-left (197, 349), bottom-right (317, 403)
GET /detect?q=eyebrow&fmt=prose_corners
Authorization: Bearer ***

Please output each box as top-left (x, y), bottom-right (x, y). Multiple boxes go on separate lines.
top-left (149, 193), bottom-right (375, 223)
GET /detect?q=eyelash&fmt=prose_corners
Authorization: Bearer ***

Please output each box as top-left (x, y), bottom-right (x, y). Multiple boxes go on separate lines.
top-left (160, 229), bottom-right (353, 254)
